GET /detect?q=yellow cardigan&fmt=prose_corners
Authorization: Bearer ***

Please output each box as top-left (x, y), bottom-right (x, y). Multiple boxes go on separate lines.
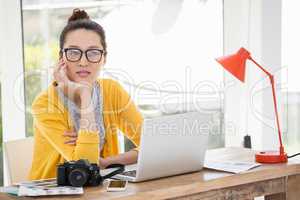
top-left (28, 79), bottom-right (143, 180)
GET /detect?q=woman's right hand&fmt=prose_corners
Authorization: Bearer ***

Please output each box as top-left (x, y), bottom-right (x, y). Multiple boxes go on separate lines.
top-left (53, 59), bottom-right (92, 102)
top-left (53, 59), bottom-right (68, 87)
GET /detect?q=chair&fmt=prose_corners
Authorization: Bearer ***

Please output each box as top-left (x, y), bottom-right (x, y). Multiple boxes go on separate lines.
top-left (3, 137), bottom-right (34, 185)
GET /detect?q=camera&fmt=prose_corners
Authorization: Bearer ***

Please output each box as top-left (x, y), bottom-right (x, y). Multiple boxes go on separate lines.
top-left (57, 159), bottom-right (103, 187)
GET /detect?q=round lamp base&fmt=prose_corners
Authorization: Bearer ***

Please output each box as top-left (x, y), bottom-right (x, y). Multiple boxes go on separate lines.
top-left (255, 151), bottom-right (288, 163)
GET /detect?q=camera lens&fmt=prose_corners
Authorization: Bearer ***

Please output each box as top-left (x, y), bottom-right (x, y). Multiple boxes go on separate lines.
top-left (68, 168), bottom-right (88, 187)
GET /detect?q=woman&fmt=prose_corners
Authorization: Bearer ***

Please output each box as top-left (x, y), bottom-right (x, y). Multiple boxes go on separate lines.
top-left (28, 9), bottom-right (143, 180)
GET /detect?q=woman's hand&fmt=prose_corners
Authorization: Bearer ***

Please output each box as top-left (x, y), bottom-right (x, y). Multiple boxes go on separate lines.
top-left (63, 130), bottom-right (78, 145)
top-left (53, 59), bottom-right (93, 102)
top-left (98, 151), bottom-right (138, 169)
top-left (54, 59), bottom-right (96, 130)
top-left (64, 131), bottom-right (113, 168)
top-left (53, 59), bottom-right (69, 87)
top-left (99, 157), bottom-right (112, 169)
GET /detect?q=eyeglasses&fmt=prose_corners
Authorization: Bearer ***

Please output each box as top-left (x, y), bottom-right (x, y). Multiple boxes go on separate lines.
top-left (63, 48), bottom-right (105, 63)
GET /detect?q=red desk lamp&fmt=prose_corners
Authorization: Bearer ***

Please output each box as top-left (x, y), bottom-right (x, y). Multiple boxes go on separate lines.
top-left (216, 47), bottom-right (287, 163)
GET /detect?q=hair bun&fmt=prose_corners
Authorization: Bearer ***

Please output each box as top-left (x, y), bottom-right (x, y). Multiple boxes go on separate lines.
top-left (68, 8), bottom-right (90, 23)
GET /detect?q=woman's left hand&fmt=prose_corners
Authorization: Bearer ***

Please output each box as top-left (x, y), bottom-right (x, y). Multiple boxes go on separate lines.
top-left (63, 130), bottom-right (78, 145)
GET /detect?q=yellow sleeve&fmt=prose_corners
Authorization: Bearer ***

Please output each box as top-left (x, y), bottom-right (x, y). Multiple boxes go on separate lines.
top-left (112, 81), bottom-right (143, 150)
top-left (32, 96), bottom-right (99, 163)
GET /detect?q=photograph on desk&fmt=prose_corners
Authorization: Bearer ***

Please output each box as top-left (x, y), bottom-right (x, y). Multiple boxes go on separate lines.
top-left (1, 0), bottom-right (300, 200)
top-left (0, 178), bottom-right (83, 196)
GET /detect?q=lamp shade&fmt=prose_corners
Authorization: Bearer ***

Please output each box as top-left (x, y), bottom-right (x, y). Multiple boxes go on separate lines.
top-left (216, 47), bottom-right (251, 82)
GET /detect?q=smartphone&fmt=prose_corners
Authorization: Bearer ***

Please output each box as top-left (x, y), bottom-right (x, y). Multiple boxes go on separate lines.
top-left (106, 180), bottom-right (127, 192)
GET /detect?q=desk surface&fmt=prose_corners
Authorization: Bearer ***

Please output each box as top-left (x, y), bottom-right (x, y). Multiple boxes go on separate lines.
top-left (1, 147), bottom-right (300, 200)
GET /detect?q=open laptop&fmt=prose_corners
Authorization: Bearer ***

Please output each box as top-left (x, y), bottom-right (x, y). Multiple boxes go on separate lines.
top-left (113, 111), bottom-right (209, 182)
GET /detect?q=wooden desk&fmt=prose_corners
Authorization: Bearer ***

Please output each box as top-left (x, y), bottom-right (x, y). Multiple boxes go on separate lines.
top-left (1, 147), bottom-right (300, 200)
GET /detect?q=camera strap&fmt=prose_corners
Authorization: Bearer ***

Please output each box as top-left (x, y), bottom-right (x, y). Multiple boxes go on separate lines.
top-left (102, 164), bottom-right (125, 180)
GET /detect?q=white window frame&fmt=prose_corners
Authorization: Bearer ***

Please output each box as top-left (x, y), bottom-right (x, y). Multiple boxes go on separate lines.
top-left (0, 0), bottom-right (26, 185)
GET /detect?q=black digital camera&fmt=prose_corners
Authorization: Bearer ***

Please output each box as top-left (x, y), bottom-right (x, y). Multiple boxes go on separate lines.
top-left (57, 159), bottom-right (103, 187)
top-left (57, 159), bottom-right (125, 187)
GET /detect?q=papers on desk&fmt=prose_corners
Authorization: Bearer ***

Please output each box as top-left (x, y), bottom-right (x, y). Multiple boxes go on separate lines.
top-left (0, 178), bottom-right (83, 196)
top-left (204, 161), bottom-right (261, 173)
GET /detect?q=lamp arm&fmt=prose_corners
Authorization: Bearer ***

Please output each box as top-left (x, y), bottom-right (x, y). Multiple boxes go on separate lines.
top-left (249, 57), bottom-right (284, 154)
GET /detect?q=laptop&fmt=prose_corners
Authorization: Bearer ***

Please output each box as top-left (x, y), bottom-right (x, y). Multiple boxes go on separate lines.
top-left (113, 111), bottom-right (209, 182)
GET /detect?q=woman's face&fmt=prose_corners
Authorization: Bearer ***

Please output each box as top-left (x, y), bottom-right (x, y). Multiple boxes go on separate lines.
top-left (62, 28), bottom-right (105, 84)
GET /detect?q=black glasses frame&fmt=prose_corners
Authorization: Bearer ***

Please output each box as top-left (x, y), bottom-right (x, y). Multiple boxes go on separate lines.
top-left (63, 48), bottom-right (105, 63)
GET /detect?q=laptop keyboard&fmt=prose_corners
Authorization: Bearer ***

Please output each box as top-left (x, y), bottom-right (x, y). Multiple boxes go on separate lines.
top-left (120, 170), bottom-right (137, 177)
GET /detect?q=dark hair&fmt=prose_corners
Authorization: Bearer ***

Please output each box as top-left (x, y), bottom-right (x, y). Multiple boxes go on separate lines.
top-left (59, 8), bottom-right (107, 58)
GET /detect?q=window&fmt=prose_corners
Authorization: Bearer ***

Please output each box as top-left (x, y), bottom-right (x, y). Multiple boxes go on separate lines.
top-left (22, 0), bottom-right (224, 152)
top-left (22, 0), bottom-right (223, 138)
top-left (0, 0), bottom-right (223, 185)
top-left (101, 0), bottom-right (223, 91)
